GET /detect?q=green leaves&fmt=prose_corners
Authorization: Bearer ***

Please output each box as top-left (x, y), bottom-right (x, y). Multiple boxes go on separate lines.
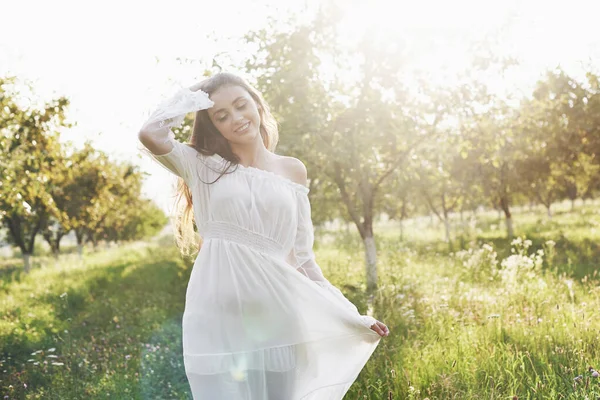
top-left (0, 77), bottom-right (167, 264)
top-left (0, 77), bottom-right (69, 257)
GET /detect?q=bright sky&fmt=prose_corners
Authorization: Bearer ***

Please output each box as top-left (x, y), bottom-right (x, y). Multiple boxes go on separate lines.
top-left (2, 0), bottom-right (599, 214)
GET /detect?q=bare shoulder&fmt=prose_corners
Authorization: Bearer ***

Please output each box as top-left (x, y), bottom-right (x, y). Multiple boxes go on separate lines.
top-left (277, 155), bottom-right (308, 187)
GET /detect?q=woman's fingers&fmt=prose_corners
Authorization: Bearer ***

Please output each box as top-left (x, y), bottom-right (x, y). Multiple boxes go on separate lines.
top-left (376, 321), bottom-right (389, 337)
top-left (379, 322), bottom-right (390, 336)
top-left (370, 324), bottom-right (384, 336)
top-left (370, 321), bottom-right (389, 337)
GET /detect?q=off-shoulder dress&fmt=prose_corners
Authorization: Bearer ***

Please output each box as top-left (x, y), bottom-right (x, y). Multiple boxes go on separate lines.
top-left (138, 88), bottom-right (380, 400)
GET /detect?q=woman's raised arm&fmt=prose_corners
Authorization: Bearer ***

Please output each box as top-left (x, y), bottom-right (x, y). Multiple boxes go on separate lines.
top-left (138, 84), bottom-right (213, 155)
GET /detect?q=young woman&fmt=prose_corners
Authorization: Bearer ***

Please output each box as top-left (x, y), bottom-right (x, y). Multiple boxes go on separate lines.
top-left (138, 72), bottom-right (389, 399)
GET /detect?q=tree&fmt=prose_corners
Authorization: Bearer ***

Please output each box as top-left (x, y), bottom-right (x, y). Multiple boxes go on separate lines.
top-left (380, 170), bottom-right (417, 242)
top-left (523, 69), bottom-right (597, 211)
top-left (0, 77), bottom-right (71, 271)
top-left (244, 9), bottom-right (428, 291)
top-left (414, 139), bottom-right (464, 245)
top-left (85, 163), bottom-right (146, 246)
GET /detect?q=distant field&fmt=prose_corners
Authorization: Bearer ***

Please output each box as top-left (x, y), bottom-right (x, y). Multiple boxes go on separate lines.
top-left (2, 201), bottom-right (600, 399)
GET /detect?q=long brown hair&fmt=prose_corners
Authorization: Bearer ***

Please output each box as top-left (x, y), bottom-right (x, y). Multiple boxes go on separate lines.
top-left (173, 72), bottom-right (279, 257)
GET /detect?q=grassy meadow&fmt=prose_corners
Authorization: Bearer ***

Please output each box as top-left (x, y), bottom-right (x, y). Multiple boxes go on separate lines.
top-left (2, 200), bottom-right (600, 399)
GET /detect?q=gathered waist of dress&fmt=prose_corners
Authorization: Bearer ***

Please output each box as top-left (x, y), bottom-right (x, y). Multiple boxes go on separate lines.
top-left (200, 221), bottom-right (287, 258)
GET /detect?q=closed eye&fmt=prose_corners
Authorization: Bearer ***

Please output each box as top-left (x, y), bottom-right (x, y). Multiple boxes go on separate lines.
top-left (214, 100), bottom-right (248, 122)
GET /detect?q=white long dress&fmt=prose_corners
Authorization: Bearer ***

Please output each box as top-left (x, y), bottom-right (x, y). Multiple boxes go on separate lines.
top-left (138, 88), bottom-right (381, 399)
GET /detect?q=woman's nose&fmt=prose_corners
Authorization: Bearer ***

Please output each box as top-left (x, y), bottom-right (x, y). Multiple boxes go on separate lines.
top-left (232, 110), bottom-right (244, 121)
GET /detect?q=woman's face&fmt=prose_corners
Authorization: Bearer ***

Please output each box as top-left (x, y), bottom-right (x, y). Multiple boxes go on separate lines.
top-left (207, 85), bottom-right (261, 144)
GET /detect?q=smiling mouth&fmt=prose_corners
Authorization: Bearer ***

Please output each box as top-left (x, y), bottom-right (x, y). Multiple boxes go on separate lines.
top-left (235, 122), bottom-right (250, 133)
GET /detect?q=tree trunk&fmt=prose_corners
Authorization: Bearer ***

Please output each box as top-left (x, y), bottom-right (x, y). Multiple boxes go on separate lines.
top-left (75, 228), bottom-right (84, 245)
top-left (505, 217), bottom-right (514, 238)
top-left (571, 198), bottom-right (575, 211)
top-left (75, 229), bottom-right (85, 259)
top-left (43, 229), bottom-right (64, 258)
top-left (399, 201), bottom-right (407, 242)
top-left (364, 235), bottom-right (377, 291)
top-left (547, 205), bottom-right (552, 219)
top-left (331, 164), bottom-right (378, 291)
top-left (444, 219), bottom-right (451, 243)
top-left (441, 194), bottom-right (451, 244)
top-left (399, 219), bottom-right (404, 242)
top-left (6, 215), bottom-right (44, 273)
top-left (499, 196), bottom-right (513, 238)
top-left (23, 253), bottom-right (32, 273)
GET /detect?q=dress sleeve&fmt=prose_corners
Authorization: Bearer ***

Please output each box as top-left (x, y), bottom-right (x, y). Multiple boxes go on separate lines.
top-left (290, 189), bottom-right (377, 330)
top-left (137, 87), bottom-right (214, 185)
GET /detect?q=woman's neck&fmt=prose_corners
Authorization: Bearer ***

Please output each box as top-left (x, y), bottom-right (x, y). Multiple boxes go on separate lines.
top-left (231, 139), bottom-right (273, 169)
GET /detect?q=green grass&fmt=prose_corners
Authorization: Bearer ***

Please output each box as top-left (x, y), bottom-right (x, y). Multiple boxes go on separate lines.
top-left (2, 201), bottom-right (600, 399)
top-left (1, 241), bottom-right (194, 399)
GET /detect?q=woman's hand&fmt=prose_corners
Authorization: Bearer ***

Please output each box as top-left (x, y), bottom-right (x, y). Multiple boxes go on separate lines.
top-left (370, 320), bottom-right (389, 337)
top-left (188, 82), bottom-right (205, 92)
